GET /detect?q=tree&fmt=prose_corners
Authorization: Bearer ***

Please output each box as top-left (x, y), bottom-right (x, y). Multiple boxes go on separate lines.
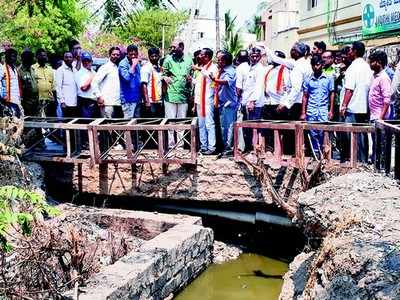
top-left (0, 0), bottom-right (88, 54)
top-left (143, 0), bottom-right (176, 9)
top-left (116, 9), bottom-right (188, 49)
top-left (247, 15), bottom-right (262, 40)
top-left (222, 10), bottom-right (243, 57)
top-left (101, 0), bottom-right (124, 32)
top-left (14, 0), bottom-right (64, 16)
top-left (82, 0), bottom-right (177, 32)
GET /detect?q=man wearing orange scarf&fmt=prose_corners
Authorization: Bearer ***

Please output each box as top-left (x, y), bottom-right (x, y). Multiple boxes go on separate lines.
top-left (194, 48), bottom-right (218, 155)
top-left (0, 48), bottom-right (22, 117)
top-left (141, 47), bottom-right (163, 117)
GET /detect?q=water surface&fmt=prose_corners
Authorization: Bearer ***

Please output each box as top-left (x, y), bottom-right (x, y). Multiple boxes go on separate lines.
top-left (175, 253), bottom-right (288, 300)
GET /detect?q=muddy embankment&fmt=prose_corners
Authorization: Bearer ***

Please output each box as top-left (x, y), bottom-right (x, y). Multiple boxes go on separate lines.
top-left (280, 172), bottom-right (400, 300)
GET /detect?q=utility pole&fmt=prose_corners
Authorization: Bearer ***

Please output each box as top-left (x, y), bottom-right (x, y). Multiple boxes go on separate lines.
top-left (215, 0), bottom-right (220, 51)
top-left (157, 22), bottom-right (171, 57)
top-left (162, 25), bottom-right (166, 57)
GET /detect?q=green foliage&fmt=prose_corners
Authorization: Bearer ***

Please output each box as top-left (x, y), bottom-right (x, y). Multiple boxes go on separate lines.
top-left (0, 186), bottom-right (59, 252)
top-left (0, 0), bottom-right (88, 54)
top-left (80, 31), bottom-right (128, 57)
top-left (101, 0), bottom-right (124, 32)
top-left (222, 10), bottom-right (243, 57)
top-left (247, 15), bottom-right (262, 41)
top-left (14, 0), bottom-right (65, 16)
top-left (116, 8), bottom-right (188, 49)
top-left (143, 0), bottom-right (176, 10)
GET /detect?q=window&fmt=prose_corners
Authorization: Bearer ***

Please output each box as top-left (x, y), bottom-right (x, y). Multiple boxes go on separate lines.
top-left (308, 0), bottom-right (318, 10)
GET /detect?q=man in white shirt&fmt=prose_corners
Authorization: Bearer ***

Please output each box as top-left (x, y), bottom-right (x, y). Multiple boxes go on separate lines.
top-left (235, 50), bottom-right (250, 152)
top-left (241, 47), bottom-right (267, 151)
top-left (92, 46), bottom-right (122, 118)
top-left (266, 42), bottom-right (312, 154)
top-left (193, 48), bottom-right (218, 154)
top-left (74, 52), bottom-right (97, 118)
top-left (235, 50), bottom-right (250, 103)
top-left (263, 51), bottom-right (291, 149)
top-left (280, 42), bottom-right (312, 121)
top-left (264, 51), bottom-right (291, 120)
top-left (141, 47), bottom-right (163, 117)
top-left (55, 52), bottom-right (78, 117)
top-left (340, 41), bottom-right (373, 163)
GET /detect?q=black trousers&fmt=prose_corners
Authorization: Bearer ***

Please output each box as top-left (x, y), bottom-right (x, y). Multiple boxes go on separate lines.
top-left (62, 106), bottom-right (79, 118)
top-left (262, 104), bottom-right (279, 151)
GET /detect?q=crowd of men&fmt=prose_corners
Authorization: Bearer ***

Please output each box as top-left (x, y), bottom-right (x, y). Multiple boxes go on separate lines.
top-left (0, 38), bottom-right (399, 161)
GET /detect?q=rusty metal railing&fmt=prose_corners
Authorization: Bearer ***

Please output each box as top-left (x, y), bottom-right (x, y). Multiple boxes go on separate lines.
top-left (22, 117), bottom-right (198, 167)
top-left (234, 120), bottom-right (374, 168)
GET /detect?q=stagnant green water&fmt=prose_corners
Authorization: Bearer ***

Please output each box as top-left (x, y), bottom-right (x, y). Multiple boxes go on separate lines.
top-left (175, 253), bottom-right (288, 300)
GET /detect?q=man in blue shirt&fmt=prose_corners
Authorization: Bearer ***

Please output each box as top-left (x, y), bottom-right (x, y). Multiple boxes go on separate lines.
top-left (301, 55), bottom-right (335, 156)
top-left (119, 44), bottom-right (142, 118)
top-left (211, 51), bottom-right (238, 156)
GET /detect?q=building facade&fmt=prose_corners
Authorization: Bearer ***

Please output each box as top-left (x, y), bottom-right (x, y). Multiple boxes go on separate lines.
top-left (298, 0), bottom-right (400, 62)
top-left (260, 0), bottom-right (299, 55)
top-left (178, 0), bottom-right (224, 55)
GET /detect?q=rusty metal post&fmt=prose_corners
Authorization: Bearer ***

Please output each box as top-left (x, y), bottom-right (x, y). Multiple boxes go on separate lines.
top-left (350, 132), bottom-right (358, 168)
top-left (77, 163), bottom-right (83, 193)
top-left (273, 129), bottom-right (282, 161)
top-left (233, 123), bottom-right (239, 160)
top-left (99, 163), bottom-right (108, 194)
top-left (323, 131), bottom-right (331, 163)
top-left (295, 124), bottom-right (304, 167)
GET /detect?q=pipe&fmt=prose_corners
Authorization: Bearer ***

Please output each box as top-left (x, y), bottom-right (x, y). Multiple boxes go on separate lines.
top-left (153, 204), bottom-right (293, 227)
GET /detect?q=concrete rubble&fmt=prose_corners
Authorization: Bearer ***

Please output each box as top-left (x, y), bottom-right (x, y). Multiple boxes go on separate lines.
top-left (280, 172), bottom-right (400, 300)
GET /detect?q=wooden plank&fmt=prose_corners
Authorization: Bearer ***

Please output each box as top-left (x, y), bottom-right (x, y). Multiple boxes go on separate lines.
top-left (273, 129), bottom-right (282, 161)
top-left (78, 163), bottom-right (83, 193)
top-left (190, 122), bottom-right (197, 163)
top-left (350, 132), bottom-right (358, 168)
top-left (395, 133), bottom-right (400, 180)
top-left (323, 131), bottom-right (331, 162)
top-left (252, 129), bottom-right (258, 150)
top-left (87, 126), bottom-right (96, 166)
top-left (92, 127), bottom-right (101, 164)
top-left (233, 123), bottom-right (239, 160)
top-left (384, 129), bottom-right (393, 174)
top-left (99, 163), bottom-right (108, 194)
top-left (374, 127), bottom-right (382, 171)
top-left (295, 125), bottom-right (304, 165)
top-left (66, 129), bottom-right (71, 158)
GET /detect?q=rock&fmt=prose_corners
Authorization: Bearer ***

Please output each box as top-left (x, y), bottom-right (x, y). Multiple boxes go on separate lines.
top-left (281, 172), bottom-right (400, 299)
top-left (212, 240), bottom-right (242, 264)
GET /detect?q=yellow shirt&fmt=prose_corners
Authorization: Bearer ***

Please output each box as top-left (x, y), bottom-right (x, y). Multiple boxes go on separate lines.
top-left (32, 63), bottom-right (55, 101)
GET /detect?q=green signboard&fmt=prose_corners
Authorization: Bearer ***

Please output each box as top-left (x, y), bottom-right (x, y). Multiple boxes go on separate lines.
top-left (362, 0), bottom-right (400, 35)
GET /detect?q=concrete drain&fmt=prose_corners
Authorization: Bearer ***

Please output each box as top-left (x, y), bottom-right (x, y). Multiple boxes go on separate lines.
top-left (61, 207), bottom-right (214, 299)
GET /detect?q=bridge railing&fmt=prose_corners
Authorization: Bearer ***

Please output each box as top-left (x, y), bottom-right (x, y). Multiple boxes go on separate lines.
top-left (88, 117), bottom-right (197, 165)
top-left (234, 120), bottom-right (374, 168)
top-left (375, 120), bottom-right (400, 180)
top-left (22, 117), bottom-right (198, 166)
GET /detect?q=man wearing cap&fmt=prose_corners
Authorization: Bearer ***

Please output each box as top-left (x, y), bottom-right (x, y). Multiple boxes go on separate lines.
top-left (33, 48), bottom-right (56, 117)
top-left (280, 42), bottom-right (312, 120)
top-left (75, 52), bottom-right (98, 118)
